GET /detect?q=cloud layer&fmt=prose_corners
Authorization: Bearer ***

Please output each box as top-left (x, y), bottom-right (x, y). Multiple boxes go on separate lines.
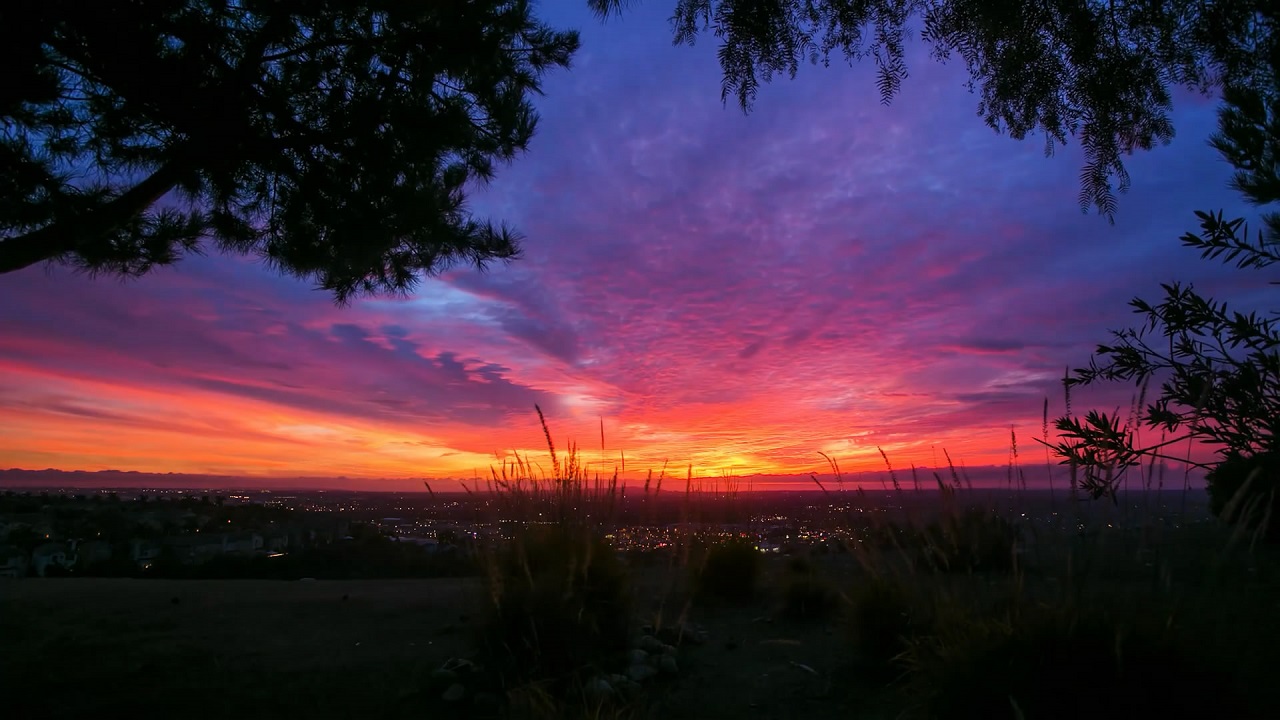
top-left (0, 4), bottom-right (1261, 488)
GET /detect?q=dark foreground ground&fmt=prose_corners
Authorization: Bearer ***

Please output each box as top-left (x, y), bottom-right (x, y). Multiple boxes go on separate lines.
top-left (1, 570), bottom-right (867, 720)
top-left (2, 577), bottom-right (480, 719)
top-left (5, 525), bottom-right (1280, 720)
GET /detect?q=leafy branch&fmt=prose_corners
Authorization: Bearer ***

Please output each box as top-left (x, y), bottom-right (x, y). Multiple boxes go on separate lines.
top-left (1052, 67), bottom-right (1279, 510)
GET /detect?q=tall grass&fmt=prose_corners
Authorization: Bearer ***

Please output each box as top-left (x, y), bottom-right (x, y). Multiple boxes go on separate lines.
top-left (454, 406), bottom-right (1274, 718)
top-left (467, 408), bottom-right (755, 716)
top-left (471, 407), bottom-right (635, 709)
top-left (797, 425), bottom-right (1275, 718)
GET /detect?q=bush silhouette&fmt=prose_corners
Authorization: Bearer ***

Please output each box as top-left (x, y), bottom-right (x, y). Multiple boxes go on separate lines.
top-left (478, 525), bottom-right (631, 689)
top-left (901, 605), bottom-right (1245, 720)
top-left (694, 537), bottom-right (761, 602)
top-left (780, 557), bottom-right (842, 620)
top-left (846, 577), bottom-right (922, 675)
top-left (1208, 452), bottom-right (1280, 542)
top-left (919, 510), bottom-right (1020, 574)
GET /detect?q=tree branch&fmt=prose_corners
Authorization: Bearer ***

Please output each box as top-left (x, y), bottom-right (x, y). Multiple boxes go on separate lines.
top-left (0, 160), bottom-right (184, 274)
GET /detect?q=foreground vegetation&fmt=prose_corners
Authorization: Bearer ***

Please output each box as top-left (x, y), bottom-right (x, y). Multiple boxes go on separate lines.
top-left (8, 424), bottom-right (1279, 720)
top-left (4, 511), bottom-right (1277, 720)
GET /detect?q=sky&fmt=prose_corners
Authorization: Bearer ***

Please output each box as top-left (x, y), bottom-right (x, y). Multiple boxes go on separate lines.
top-left (0, 3), bottom-right (1269, 491)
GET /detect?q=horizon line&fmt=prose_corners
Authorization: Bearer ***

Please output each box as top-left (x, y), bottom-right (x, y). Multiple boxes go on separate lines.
top-left (1, 463), bottom-right (1205, 492)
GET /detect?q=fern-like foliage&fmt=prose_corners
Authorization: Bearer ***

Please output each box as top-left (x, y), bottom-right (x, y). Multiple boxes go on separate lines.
top-left (1181, 210), bottom-right (1280, 271)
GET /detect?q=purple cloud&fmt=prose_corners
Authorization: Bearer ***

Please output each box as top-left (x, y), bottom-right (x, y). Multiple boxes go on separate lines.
top-left (0, 2), bottom-right (1262, 482)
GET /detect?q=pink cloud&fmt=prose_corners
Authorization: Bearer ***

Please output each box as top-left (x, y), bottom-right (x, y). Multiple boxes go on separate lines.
top-left (0, 3), bottom-right (1259, 486)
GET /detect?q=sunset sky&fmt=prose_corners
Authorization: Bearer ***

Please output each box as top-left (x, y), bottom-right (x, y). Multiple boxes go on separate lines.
top-left (0, 3), bottom-right (1268, 490)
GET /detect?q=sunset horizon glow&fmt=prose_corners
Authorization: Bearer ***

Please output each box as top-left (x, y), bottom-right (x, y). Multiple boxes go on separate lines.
top-left (0, 4), bottom-right (1263, 490)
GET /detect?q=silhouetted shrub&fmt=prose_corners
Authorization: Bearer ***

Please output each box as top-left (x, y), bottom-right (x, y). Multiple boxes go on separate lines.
top-left (1208, 452), bottom-right (1280, 542)
top-left (41, 562), bottom-right (74, 578)
top-left (919, 510), bottom-right (1020, 574)
top-left (478, 525), bottom-right (631, 689)
top-left (846, 577), bottom-right (922, 675)
top-left (780, 558), bottom-right (842, 620)
top-left (694, 537), bottom-right (761, 602)
top-left (900, 605), bottom-right (1245, 720)
top-left (787, 555), bottom-right (815, 574)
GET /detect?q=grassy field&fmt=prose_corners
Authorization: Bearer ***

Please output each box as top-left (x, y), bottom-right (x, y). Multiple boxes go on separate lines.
top-left (1, 565), bottom-right (865, 719)
top-left (5, 519), bottom-right (1280, 720)
top-left (2, 577), bottom-right (478, 719)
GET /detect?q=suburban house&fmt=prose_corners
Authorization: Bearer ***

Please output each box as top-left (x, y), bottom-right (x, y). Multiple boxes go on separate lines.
top-left (130, 539), bottom-right (163, 569)
top-left (0, 545), bottom-right (28, 578)
top-left (263, 533), bottom-right (289, 552)
top-left (165, 534), bottom-right (229, 564)
top-left (78, 540), bottom-right (113, 567)
top-left (31, 542), bottom-right (77, 576)
top-left (396, 536), bottom-right (439, 552)
top-left (225, 533), bottom-right (263, 555)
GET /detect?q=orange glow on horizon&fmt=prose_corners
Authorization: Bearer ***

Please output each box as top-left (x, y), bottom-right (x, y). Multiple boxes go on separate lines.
top-left (0, 354), bottom-right (1028, 487)
top-left (4, 10), bottom-right (1223, 490)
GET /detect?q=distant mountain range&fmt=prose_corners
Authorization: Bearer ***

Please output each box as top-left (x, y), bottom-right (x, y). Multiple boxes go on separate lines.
top-left (0, 465), bottom-right (1205, 492)
top-left (0, 468), bottom-right (415, 491)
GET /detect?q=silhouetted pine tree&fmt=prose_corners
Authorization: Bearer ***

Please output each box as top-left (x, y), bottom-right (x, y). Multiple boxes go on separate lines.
top-left (0, 0), bottom-right (579, 302)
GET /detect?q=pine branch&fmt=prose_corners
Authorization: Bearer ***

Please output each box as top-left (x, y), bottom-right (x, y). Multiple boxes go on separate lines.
top-left (0, 159), bottom-right (186, 273)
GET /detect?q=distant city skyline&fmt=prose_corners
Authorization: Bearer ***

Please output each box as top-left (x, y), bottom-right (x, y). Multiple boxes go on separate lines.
top-left (0, 3), bottom-right (1260, 484)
